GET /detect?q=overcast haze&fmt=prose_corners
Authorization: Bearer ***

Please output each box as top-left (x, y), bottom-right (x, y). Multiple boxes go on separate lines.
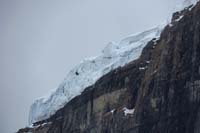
top-left (0, 0), bottom-right (179, 132)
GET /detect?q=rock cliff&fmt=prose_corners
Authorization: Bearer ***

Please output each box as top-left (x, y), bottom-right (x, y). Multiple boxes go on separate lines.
top-left (18, 1), bottom-right (200, 133)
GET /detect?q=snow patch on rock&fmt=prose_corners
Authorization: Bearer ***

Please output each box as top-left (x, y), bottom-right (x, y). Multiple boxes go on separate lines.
top-left (175, 0), bottom-right (198, 11)
top-left (110, 109), bottom-right (116, 114)
top-left (123, 107), bottom-right (135, 116)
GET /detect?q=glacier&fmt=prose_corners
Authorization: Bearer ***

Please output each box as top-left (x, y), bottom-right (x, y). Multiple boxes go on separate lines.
top-left (29, 0), bottom-right (199, 125)
top-left (29, 26), bottom-right (163, 124)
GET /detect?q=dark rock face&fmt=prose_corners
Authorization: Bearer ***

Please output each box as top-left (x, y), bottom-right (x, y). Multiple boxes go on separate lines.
top-left (18, 2), bottom-right (200, 133)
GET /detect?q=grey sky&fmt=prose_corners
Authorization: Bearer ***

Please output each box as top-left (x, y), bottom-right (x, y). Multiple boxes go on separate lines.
top-left (0, 0), bottom-right (177, 132)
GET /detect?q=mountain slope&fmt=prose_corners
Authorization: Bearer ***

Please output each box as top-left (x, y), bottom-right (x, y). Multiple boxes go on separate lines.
top-left (29, 24), bottom-right (163, 124)
top-left (28, 0), bottom-right (198, 126)
top-left (18, 1), bottom-right (200, 133)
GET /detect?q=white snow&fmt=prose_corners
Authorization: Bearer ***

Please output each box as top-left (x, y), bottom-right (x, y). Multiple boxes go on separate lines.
top-left (28, 0), bottom-right (199, 125)
top-left (146, 61), bottom-right (150, 64)
top-left (175, 15), bottom-right (184, 22)
top-left (169, 23), bottom-right (173, 27)
top-left (29, 25), bottom-right (163, 124)
top-left (139, 67), bottom-right (147, 70)
top-left (168, 0), bottom-right (198, 27)
top-left (123, 107), bottom-right (135, 116)
top-left (110, 109), bottom-right (116, 114)
top-left (175, 0), bottom-right (198, 12)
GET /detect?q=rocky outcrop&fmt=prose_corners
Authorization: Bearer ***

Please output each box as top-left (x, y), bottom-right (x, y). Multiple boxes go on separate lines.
top-left (18, 1), bottom-right (200, 133)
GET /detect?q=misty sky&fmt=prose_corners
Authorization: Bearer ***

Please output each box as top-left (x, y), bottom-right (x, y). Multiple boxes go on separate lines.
top-left (0, 0), bottom-right (180, 132)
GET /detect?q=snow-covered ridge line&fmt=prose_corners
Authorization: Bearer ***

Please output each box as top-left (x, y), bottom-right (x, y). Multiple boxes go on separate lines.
top-left (175, 0), bottom-right (198, 12)
top-left (29, 25), bottom-right (163, 125)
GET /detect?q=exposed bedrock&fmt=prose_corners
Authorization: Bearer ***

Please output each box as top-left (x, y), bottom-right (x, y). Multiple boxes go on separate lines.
top-left (18, 1), bottom-right (200, 133)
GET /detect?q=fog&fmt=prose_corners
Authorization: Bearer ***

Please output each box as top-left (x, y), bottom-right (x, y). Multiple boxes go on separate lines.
top-left (0, 0), bottom-right (179, 132)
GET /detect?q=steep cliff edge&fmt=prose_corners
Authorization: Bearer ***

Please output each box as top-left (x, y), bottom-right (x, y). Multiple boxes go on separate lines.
top-left (18, 1), bottom-right (200, 133)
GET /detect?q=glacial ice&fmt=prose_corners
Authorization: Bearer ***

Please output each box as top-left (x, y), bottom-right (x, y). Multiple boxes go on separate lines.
top-left (29, 26), bottom-right (163, 124)
top-left (29, 0), bottom-right (199, 125)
